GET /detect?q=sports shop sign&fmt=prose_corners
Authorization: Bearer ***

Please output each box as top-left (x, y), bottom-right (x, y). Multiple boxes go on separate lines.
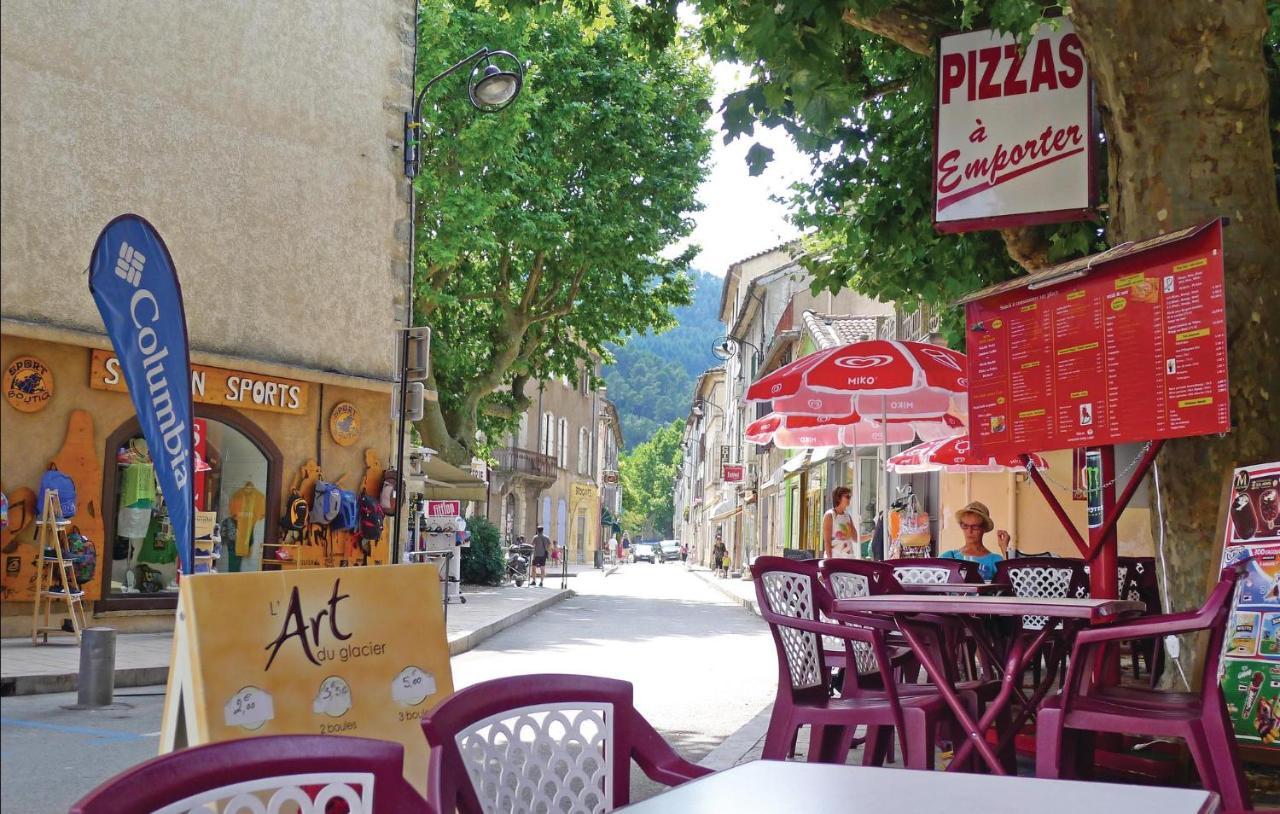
top-left (933, 18), bottom-right (1095, 233)
top-left (90, 348), bottom-right (309, 416)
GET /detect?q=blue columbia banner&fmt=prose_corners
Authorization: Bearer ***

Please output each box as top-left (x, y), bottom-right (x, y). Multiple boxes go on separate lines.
top-left (89, 215), bottom-right (195, 575)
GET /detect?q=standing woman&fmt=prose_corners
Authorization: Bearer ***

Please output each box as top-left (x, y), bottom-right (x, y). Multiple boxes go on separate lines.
top-left (823, 486), bottom-right (858, 559)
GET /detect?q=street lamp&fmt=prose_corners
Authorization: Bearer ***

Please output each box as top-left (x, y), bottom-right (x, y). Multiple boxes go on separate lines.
top-left (394, 46), bottom-right (525, 561)
top-left (403, 48), bottom-right (524, 179)
top-left (711, 335), bottom-right (763, 368)
top-left (691, 398), bottom-right (725, 420)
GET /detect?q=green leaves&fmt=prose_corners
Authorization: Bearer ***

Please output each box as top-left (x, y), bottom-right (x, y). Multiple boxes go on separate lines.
top-left (745, 143), bottom-right (775, 176)
top-left (413, 0), bottom-right (713, 459)
top-left (619, 419), bottom-right (684, 537)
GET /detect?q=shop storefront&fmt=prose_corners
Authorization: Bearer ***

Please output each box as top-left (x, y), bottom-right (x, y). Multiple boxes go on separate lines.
top-left (0, 333), bottom-right (394, 633)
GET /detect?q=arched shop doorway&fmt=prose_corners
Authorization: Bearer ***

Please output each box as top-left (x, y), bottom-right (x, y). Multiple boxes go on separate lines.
top-left (502, 493), bottom-right (517, 543)
top-left (98, 406), bottom-right (281, 609)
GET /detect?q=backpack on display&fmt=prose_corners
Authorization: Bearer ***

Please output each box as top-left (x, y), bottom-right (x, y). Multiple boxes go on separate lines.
top-left (358, 494), bottom-right (385, 541)
top-left (38, 467), bottom-right (77, 519)
top-left (66, 527), bottom-right (97, 585)
top-left (311, 481), bottom-right (341, 524)
top-left (334, 489), bottom-right (359, 531)
top-left (282, 490), bottom-right (308, 531)
top-left (380, 469), bottom-right (399, 514)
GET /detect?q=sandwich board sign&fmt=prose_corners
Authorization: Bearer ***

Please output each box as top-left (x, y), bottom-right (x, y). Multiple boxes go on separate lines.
top-left (160, 564), bottom-right (452, 790)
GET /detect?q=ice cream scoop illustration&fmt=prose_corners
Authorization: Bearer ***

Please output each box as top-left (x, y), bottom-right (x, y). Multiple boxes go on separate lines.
top-left (313, 676), bottom-right (353, 717)
top-left (391, 666), bottom-right (436, 707)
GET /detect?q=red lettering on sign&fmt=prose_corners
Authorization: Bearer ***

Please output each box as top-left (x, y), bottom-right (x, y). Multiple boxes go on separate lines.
top-left (1002, 44), bottom-right (1028, 97)
top-left (1028, 38), bottom-right (1059, 92)
top-left (941, 52), bottom-right (965, 104)
top-left (977, 46), bottom-right (1003, 100)
top-left (1057, 33), bottom-right (1085, 87)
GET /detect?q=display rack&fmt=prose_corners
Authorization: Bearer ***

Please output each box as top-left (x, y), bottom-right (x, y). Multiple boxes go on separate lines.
top-left (31, 490), bottom-right (86, 644)
top-left (404, 501), bottom-right (466, 606)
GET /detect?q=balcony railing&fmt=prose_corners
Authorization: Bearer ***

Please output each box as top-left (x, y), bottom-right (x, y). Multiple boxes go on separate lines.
top-left (493, 447), bottom-right (557, 478)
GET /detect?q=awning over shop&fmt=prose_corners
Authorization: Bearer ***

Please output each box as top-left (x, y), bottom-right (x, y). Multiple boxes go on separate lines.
top-left (709, 498), bottom-right (740, 520)
top-left (601, 507), bottom-right (622, 532)
top-left (419, 456), bottom-right (487, 501)
top-left (782, 451), bottom-right (811, 475)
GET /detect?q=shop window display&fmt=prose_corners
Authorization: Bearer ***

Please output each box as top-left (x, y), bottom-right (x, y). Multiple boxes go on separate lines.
top-left (109, 419), bottom-right (268, 595)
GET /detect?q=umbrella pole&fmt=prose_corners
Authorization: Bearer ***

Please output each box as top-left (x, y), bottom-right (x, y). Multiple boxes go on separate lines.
top-left (880, 395), bottom-right (889, 526)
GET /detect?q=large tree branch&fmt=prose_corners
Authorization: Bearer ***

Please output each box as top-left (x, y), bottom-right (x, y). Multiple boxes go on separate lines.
top-left (531, 265), bottom-right (588, 322)
top-left (519, 251), bottom-right (547, 312)
top-left (841, 5), bottom-right (947, 57)
top-left (999, 227), bottom-right (1054, 271)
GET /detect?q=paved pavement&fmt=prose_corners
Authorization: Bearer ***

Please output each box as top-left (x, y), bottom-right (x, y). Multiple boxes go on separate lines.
top-left (449, 562), bottom-right (778, 802)
top-left (1, 579), bottom-right (575, 697)
top-left (0, 563), bottom-right (775, 811)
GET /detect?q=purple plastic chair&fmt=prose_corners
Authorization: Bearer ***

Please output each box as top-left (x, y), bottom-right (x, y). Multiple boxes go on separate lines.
top-left (892, 557), bottom-right (983, 586)
top-left (1035, 566), bottom-right (1250, 811)
top-left (420, 674), bottom-right (708, 813)
top-left (70, 735), bottom-right (430, 813)
top-left (1117, 555), bottom-right (1164, 683)
top-left (994, 556), bottom-right (1091, 686)
top-left (753, 556), bottom-right (955, 769)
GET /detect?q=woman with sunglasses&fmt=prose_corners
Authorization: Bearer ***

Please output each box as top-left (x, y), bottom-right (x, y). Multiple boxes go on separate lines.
top-left (941, 500), bottom-right (1011, 581)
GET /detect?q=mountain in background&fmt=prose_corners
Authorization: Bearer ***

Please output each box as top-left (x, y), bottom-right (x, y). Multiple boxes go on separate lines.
top-left (604, 270), bottom-right (722, 449)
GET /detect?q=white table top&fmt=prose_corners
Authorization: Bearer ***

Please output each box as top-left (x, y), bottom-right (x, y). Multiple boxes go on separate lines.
top-left (619, 761), bottom-right (1218, 813)
top-left (833, 593), bottom-right (1144, 620)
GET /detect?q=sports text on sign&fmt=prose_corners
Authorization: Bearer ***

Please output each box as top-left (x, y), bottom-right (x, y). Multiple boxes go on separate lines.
top-left (965, 220), bottom-right (1229, 457)
top-left (90, 348), bottom-right (308, 416)
top-left (934, 19), bottom-right (1093, 232)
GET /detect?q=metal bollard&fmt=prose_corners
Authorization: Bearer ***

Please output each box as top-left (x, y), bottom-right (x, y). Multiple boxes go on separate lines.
top-left (77, 627), bottom-right (116, 708)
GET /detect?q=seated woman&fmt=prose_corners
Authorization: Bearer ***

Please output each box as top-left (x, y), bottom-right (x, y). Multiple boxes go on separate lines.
top-left (941, 501), bottom-right (1011, 581)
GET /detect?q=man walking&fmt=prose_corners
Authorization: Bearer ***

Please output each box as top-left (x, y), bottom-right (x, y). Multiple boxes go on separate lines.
top-left (530, 525), bottom-right (551, 587)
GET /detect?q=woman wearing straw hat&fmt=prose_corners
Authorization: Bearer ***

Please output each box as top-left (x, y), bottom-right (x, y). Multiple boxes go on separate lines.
top-left (941, 501), bottom-right (1011, 581)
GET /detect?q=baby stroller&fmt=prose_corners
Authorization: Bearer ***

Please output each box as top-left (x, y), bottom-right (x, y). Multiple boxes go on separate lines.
top-left (505, 541), bottom-right (533, 587)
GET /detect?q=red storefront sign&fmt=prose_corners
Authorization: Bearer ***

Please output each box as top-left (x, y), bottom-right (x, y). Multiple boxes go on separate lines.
top-left (962, 219), bottom-right (1229, 457)
top-left (722, 465), bottom-right (744, 483)
top-left (426, 500), bottom-right (460, 517)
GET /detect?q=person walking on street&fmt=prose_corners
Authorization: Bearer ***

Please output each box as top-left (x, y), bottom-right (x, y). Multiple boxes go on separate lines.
top-left (823, 486), bottom-right (858, 559)
top-left (680, 542), bottom-right (688, 563)
top-left (711, 534), bottom-right (727, 578)
top-left (530, 526), bottom-right (551, 587)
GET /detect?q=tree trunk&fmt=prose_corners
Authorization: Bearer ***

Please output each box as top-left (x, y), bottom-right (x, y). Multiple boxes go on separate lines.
top-left (1072, 0), bottom-right (1280, 686)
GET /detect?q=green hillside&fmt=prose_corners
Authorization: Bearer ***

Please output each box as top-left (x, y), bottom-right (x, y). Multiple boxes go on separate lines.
top-left (605, 270), bottom-right (722, 449)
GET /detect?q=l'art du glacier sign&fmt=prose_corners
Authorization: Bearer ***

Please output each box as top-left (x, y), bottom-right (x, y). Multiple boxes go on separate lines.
top-left (933, 18), bottom-right (1095, 233)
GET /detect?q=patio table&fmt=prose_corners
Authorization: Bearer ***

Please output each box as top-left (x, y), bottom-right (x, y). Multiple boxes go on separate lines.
top-left (831, 594), bottom-right (1144, 775)
top-left (898, 582), bottom-right (1008, 594)
top-left (618, 761), bottom-right (1219, 813)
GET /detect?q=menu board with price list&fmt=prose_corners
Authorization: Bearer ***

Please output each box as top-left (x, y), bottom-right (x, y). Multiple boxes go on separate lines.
top-left (962, 219), bottom-right (1229, 456)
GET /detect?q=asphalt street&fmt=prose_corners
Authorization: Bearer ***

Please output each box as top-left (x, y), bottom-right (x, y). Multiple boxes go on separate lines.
top-left (0, 563), bottom-right (774, 812)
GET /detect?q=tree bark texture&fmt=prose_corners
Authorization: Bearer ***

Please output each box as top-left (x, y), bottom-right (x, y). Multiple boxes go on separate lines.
top-left (1072, 0), bottom-right (1280, 685)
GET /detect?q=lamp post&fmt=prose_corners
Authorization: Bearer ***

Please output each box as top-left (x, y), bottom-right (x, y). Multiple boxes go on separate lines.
top-left (395, 47), bottom-right (524, 561)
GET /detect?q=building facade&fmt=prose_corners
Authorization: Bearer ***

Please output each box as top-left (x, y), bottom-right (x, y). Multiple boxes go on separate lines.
top-left (486, 367), bottom-right (618, 564)
top-left (0, 1), bottom-right (414, 634)
top-left (674, 245), bottom-right (894, 572)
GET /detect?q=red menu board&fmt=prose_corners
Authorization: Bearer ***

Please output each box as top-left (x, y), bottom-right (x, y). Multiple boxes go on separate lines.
top-left (965, 220), bottom-right (1229, 456)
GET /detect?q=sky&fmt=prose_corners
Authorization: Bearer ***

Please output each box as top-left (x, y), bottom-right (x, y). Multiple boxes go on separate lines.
top-left (667, 62), bottom-right (814, 278)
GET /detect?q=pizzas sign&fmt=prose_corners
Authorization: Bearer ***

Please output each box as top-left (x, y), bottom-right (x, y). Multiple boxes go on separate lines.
top-left (934, 18), bottom-right (1095, 232)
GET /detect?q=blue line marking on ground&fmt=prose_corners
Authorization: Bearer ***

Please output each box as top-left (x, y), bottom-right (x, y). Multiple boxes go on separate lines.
top-left (0, 717), bottom-right (149, 742)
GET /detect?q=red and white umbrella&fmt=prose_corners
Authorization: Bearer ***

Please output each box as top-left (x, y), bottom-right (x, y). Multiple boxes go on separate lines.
top-left (747, 339), bottom-right (968, 419)
top-left (745, 412), bottom-right (917, 450)
top-left (887, 434), bottom-right (1049, 474)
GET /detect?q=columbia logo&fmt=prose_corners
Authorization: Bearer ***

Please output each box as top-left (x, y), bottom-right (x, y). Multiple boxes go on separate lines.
top-left (115, 242), bottom-right (146, 286)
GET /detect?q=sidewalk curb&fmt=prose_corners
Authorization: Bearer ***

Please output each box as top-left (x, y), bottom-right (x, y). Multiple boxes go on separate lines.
top-left (2, 589), bottom-right (574, 696)
top-left (686, 566), bottom-right (760, 617)
top-left (446, 588), bottom-right (573, 657)
top-left (698, 704), bottom-right (772, 771)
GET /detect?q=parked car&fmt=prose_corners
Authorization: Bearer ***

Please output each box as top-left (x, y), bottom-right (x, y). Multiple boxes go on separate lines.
top-left (631, 541), bottom-right (658, 563)
top-left (657, 540), bottom-right (682, 562)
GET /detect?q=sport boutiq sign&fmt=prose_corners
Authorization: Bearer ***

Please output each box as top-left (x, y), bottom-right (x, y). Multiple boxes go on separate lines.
top-left (933, 18), bottom-right (1095, 232)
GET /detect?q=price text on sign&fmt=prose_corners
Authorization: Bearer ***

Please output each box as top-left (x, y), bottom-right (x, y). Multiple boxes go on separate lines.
top-left (426, 500), bottom-right (460, 517)
top-left (965, 221), bottom-right (1229, 457)
top-left (933, 19), bottom-right (1093, 232)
